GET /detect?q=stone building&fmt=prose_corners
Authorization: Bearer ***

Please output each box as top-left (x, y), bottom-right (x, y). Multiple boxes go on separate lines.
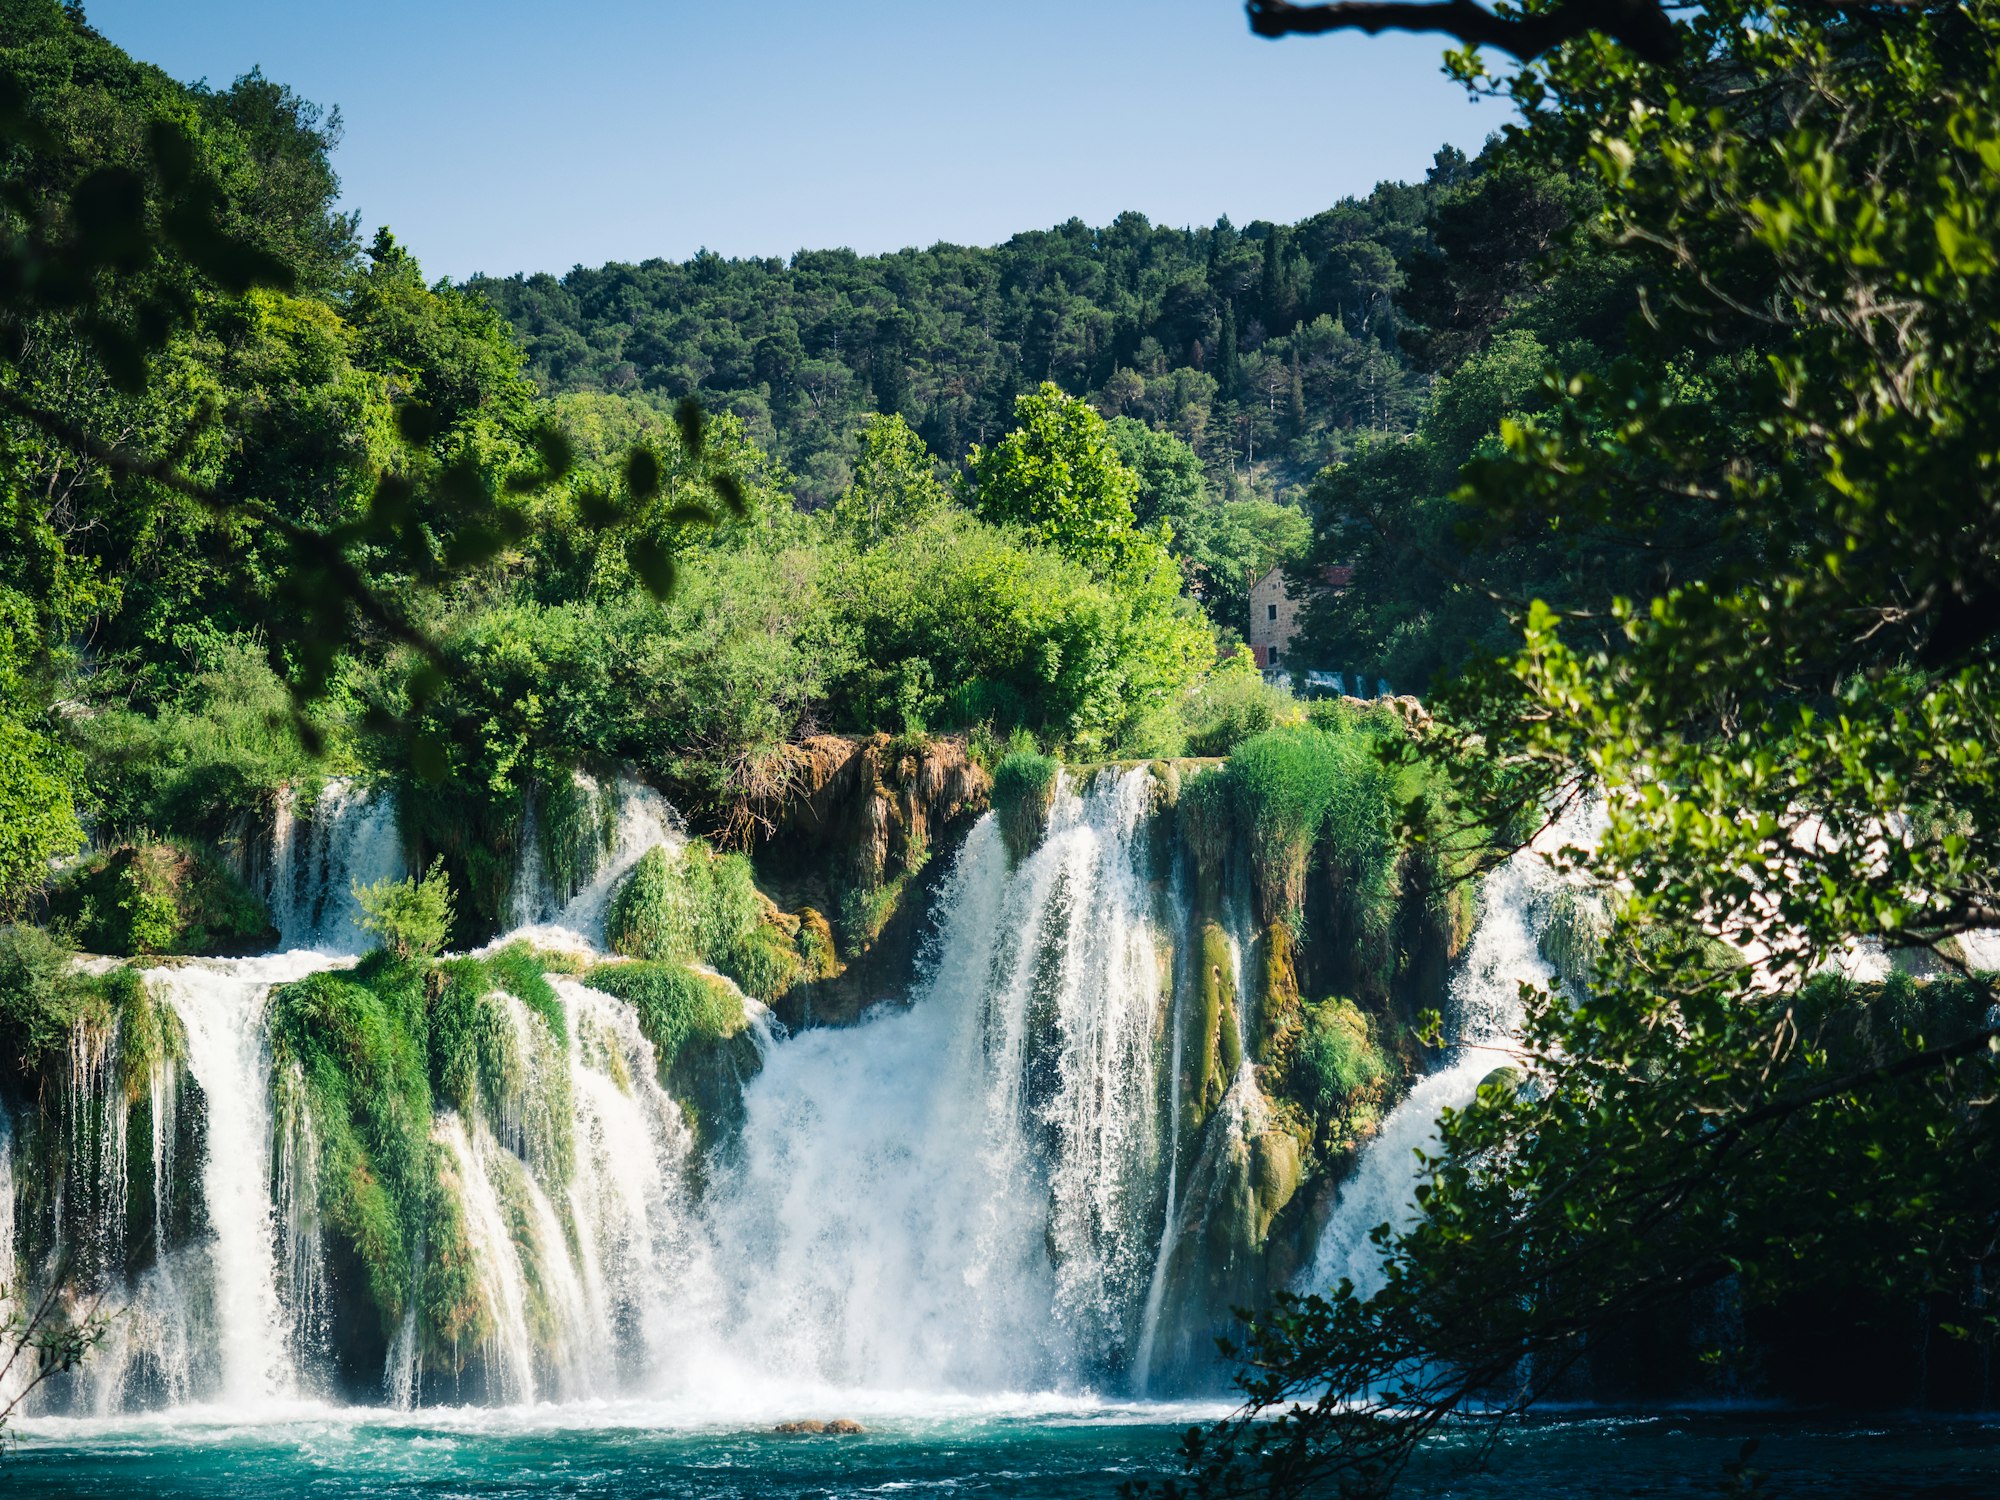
top-left (1247, 563), bottom-right (1350, 672)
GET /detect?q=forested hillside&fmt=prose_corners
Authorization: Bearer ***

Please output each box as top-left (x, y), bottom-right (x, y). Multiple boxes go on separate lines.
top-left (467, 177), bottom-right (1453, 505)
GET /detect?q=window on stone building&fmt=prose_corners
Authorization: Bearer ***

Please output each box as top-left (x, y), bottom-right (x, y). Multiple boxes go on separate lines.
top-left (1266, 603), bottom-right (1278, 622)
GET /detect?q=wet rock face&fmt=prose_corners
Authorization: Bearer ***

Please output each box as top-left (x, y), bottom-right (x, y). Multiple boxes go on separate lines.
top-left (739, 735), bottom-right (991, 1029)
top-left (742, 734), bottom-right (988, 889)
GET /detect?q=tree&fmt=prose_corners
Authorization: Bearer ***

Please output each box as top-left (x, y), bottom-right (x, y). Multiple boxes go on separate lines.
top-left (1168, 2), bottom-right (2000, 1496)
top-left (967, 382), bottom-right (1153, 577)
top-left (832, 413), bottom-right (950, 547)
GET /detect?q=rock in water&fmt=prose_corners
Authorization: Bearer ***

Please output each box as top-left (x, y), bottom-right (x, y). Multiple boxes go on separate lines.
top-left (771, 1419), bottom-right (865, 1434)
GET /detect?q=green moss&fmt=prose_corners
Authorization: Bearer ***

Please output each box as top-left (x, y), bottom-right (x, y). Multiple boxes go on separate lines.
top-left (586, 960), bottom-right (759, 1153)
top-left (1256, 922), bottom-right (1303, 1067)
top-left (538, 775), bottom-right (616, 908)
top-left (420, 1144), bottom-right (493, 1373)
top-left (586, 960), bottom-right (744, 1073)
top-left (47, 842), bottom-right (274, 957)
top-left (1287, 996), bottom-right (1389, 1139)
top-left (795, 907), bottom-right (838, 980)
top-left (482, 942), bottom-right (567, 1046)
top-left (992, 750), bottom-right (1060, 864)
top-left (1186, 921), bottom-right (1241, 1142)
top-left (1538, 886), bottom-right (1607, 992)
top-left (430, 952), bottom-right (572, 1189)
top-left (836, 871), bottom-right (910, 952)
top-left (108, 967), bottom-right (182, 1105)
top-left (607, 842), bottom-right (807, 1003)
top-left (1250, 1127), bottom-right (1303, 1242)
top-left (267, 957), bottom-right (435, 1336)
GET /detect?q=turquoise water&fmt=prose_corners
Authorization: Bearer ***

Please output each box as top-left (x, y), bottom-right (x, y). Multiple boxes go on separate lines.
top-left (6, 1405), bottom-right (1997, 1497)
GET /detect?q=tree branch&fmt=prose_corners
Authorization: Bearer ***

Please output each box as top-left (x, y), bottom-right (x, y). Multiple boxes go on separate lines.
top-left (1244, 0), bottom-right (1681, 64)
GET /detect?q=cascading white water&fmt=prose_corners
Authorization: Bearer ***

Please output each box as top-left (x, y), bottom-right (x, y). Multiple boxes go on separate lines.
top-left (1301, 803), bottom-right (1596, 1300)
top-left (0, 1110), bottom-right (21, 1413)
top-left (557, 978), bottom-right (714, 1382)
top-left (150, 954), bottom-right (336, 1406)
top-left (22, 761), bottom-right (1571, 1417)
top-left (266, 779), bottom-right (406, 952)
top-left (689, 768), bottom-right (1169, 1395)
top-left (506, 776), bottom-right (683, 951)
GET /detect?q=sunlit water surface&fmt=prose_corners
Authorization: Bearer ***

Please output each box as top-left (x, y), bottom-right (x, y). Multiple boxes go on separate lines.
top-left (7, 1402), bottom-right (1997, 1497)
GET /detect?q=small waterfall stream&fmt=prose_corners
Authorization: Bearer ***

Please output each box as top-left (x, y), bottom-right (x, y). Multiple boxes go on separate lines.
top-left (1301, 804), bottom-right (1595, 1299)
top-left (266, 779), bottom-right (407, 952)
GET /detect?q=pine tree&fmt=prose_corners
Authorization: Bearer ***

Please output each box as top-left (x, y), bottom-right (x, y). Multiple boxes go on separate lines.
top-left (1261, 227), bottom-right (1284, 327)
top-left (1218, 300), bottom-right (1241, 396)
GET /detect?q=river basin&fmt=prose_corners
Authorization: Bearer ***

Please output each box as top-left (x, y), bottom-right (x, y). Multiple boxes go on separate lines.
top-left (5, 1403), bottom-right (1996, 1497)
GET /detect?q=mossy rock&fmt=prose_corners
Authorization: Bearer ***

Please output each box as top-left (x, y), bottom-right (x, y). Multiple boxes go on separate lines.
top-left (795, 907), bottom-right (838, 981)
top-left (586, 960), bottom-right (761, 1153)
top-left (607, 843), bottom-right (805, 1004)
top-left (267, 953), bottom-right (435, 1347)
top-left (1185, 921), bottom-right (1242, 1142)
top-left (1255, 922), bottom-right (1302, 1068)
top-left (1285, 997), bottom-right (1389, 1140)
top-left (1538, 885), bottom-right (1606, 993)
top-left (48, 842), bottom-right (275, 957)
top-left (991, 751), bottom-right (1059, 865)
top-left (1250, 1127), bottom-right (1303, 1243)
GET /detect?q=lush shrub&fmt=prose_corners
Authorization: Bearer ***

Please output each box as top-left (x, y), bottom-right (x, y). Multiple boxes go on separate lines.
top-left (48, 841), bottom-right (273, 957)
top-left (823, 508), bottom-right (1212, 757)
top-left (0, 923), bottom-right (100, 1074)
top-left (991, 750), bottom-right (1060, 863)
top-left (605, 842), bottom-right (803, 1002)
top-left (1224, 723), bottom-right (1399, 932)
top-left (356, 858), bottom-right (456, 959)
top-left (1289, 997), bottom-right (1388, 1129)
top-left (1180, 652), bottom-right (1304, 759)
top-left (67, 640), bottom-right (326, 842)
top-left (0, 714), bottom-right (84, 915)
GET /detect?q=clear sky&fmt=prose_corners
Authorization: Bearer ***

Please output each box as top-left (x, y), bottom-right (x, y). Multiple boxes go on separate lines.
top-left (84, 0), bottom-right (1501, 283)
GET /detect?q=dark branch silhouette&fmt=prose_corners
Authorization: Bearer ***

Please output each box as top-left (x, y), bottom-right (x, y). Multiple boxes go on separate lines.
top-left (1245, 0), bottom-right (1681, 63)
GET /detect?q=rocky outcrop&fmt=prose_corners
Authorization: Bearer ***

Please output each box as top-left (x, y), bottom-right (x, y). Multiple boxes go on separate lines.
top-left (738, 734), bottom-right (991, 1027)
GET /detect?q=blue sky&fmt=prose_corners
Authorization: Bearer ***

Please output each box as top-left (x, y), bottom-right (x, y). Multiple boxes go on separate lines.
top-left (86, 1), bottom-right (1500, 282)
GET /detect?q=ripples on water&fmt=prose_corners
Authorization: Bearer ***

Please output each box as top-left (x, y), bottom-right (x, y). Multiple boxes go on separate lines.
top-left (8, 1408), bottom-right (1998, 1498)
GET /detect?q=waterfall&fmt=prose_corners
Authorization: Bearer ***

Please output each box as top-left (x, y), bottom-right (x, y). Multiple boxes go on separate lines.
top-left (505, 776), bottom-right (683, 950)
top-left (149, 954), bottom-right (337, 1407)
top-left (16, 757), bottom-right (1589, 1417)
top-left (1301, 804), bottom-right (1595, 1300)
top-left (266, 779), bottom-right (406, 952)
top-left (0, 1110), bottom-right (21, 1414)
top-left (691, 768), bottom-right (1170, 1394)
top-left (558, 978), bottom-right (712, 1383)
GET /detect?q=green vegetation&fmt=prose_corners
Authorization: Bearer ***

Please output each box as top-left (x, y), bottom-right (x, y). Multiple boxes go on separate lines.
top-left (268, 954), bottom-right (433, 1338)
top-left (263, 938), bottom-right (585, 1366)
top-left (0, 925), bottom-right (104, 1076)
top-left (990, 750), bottom-right (1059, 864)
top-left (355, 859), bottom-right (457, 960)
top-left (1288, 997), bottom-right (1387, 1141)
top-left (605, 844), bottom-right (802, 1003)
top-left (585, 959), bottom-right (757, 1150)
top-left (469, 180), bottom-right (1441, 581)
top-left (47, 842), bottom-right (272, 957)
top-left (1173, 3), bottom-right (2000, 1496)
